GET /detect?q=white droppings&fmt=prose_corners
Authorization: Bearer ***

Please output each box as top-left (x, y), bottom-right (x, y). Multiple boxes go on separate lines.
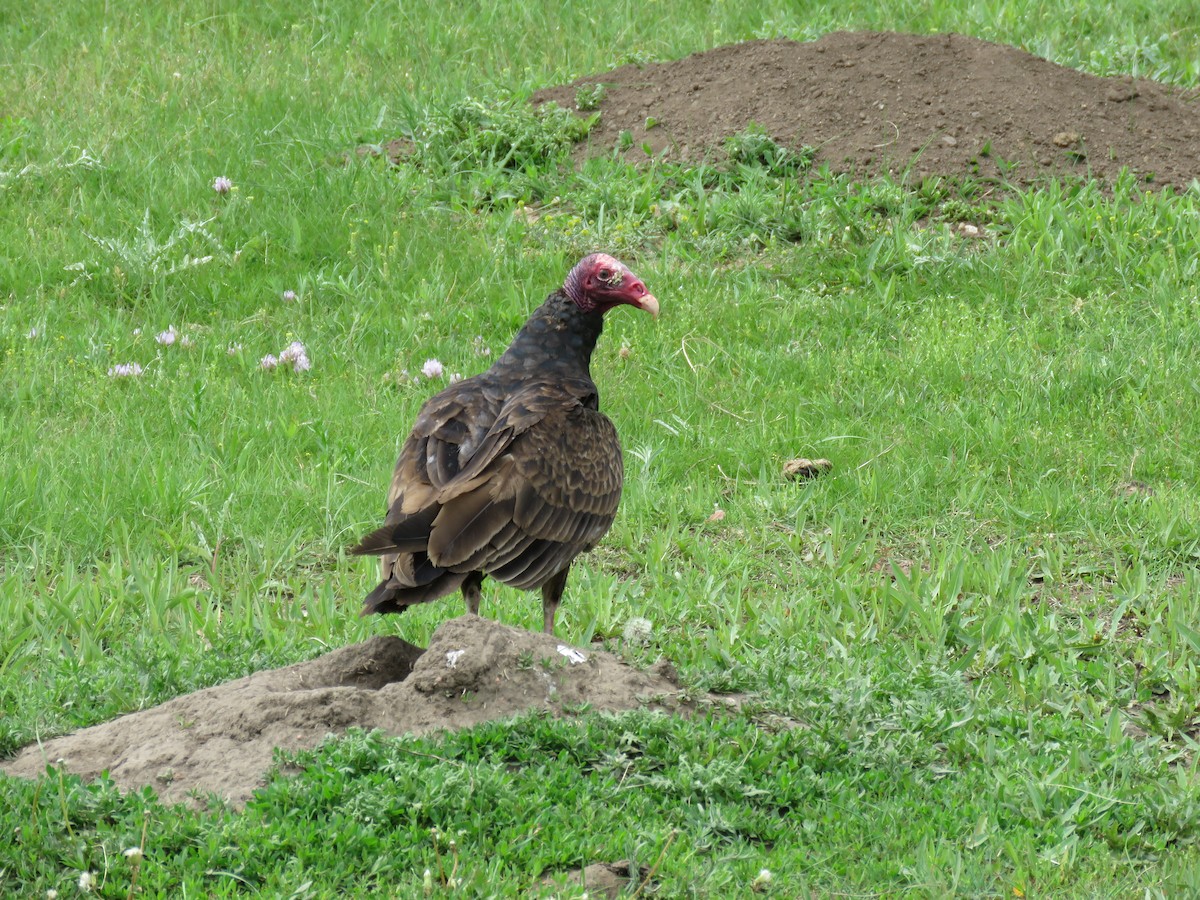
top-left (557, 645), bottom-right (587, 665)
top-left (445, 649), bottom-right (465, 668)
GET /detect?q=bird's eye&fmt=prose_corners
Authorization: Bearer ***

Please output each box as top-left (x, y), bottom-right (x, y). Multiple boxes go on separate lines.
top-left (598, 269), bottom-right (613, 281)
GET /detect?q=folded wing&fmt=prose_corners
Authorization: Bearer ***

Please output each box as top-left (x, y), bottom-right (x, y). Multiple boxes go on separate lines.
top-left (351, 377), bottom-right (623, 613)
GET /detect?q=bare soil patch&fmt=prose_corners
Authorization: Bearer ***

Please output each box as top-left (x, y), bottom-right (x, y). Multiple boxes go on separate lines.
top-left (1, 617), bottom-right (694, 808)
top-left (533, 31), bottom-right (1200, 188)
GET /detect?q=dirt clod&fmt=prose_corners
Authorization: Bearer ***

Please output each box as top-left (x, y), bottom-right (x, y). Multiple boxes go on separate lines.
top-left (539, 861), bottom-right (647, 898)
top-left (533, 32), bottom-right (1200, 188)
top-left (1, 617), bottom-right (693, 807)
top-left (783, 458), bottom-right (833, 480)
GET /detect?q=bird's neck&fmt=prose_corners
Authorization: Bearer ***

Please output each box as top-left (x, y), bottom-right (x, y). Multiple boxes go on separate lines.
top-left (492, 290), bottom-right (604, 380)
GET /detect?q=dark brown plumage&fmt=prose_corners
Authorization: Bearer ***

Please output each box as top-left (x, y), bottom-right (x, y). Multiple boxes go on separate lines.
top-left (350, 253), bottom-right (659, 634)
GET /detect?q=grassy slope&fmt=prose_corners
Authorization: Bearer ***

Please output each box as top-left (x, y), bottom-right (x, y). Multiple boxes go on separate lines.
top-left (4, 0), bottom-right (1200, 895)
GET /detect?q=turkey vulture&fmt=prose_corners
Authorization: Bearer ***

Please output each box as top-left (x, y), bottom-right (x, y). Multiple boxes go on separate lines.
top-left (351, 253), bottom-right (658, 634)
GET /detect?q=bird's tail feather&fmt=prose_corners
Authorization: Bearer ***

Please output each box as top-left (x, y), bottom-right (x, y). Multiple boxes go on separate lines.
top-left (350, 506), bottom-right (437, 556)
top-left (359, 570), bottom-right (468, 616)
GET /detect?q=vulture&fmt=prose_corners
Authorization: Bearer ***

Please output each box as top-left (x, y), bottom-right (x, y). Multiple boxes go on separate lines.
top-left (351, 253), bottom-right (659, 634)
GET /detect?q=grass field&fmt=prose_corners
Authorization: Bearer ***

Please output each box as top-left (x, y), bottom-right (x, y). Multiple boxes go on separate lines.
top-left (5, 0), bottom-right (1200, 895)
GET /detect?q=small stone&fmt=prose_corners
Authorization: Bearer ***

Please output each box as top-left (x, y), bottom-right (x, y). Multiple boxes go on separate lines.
top-left (1053, 131), bottom-right (1080, 147)
top-left (941, 135), bottom-right (957, 147)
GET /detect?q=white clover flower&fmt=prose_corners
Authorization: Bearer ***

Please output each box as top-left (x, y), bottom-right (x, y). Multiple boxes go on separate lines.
top-left (752, 868), bottom-right (773, 891)
top-left (291, 352), bottom-right (311, 373)
top-left (180, 334), bottom-right (194, 348)
top-left (282, 289), bottom-right (297, 302)
top-left (107, 362), bottom-right (144, 378)
top-left (421, 358), bottom-right (444, 379)
top-left (448, 372), bottom-right (463, 384)
top-left (132, 327), bottom-right (142, 336)
top-left (78, 871), bottom-right (94, 892)
top-left (227, 343), bottom-right (243, 355)
top-left (155, 325), bottom-right (178, 346)
top-left (123, 846), bottom-right (144, 862)
top-left (212, 175), bottom-right (233, 195)
top-left (260, 354), bottom-right (279, 371)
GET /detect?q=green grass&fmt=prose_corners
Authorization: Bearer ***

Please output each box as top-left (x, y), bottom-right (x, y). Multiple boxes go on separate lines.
top-left (6, 0), bottom-right (1200, 895)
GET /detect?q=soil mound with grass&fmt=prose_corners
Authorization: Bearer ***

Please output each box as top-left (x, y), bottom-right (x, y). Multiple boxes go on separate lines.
top-left (533, 31), bottom-right (1200, 188)
top-left (1, 617), bottom-right (692, 807)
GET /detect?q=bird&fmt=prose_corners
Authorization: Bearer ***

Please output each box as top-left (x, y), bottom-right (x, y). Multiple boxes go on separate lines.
top-left (350, 253), bottom-right (659, 635)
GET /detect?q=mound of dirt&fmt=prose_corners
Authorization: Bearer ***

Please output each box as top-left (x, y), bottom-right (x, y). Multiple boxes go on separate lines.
top-left (1, 617), bottom-right (693, 808)
top-left (533, 31), bottom-right (1200, 188)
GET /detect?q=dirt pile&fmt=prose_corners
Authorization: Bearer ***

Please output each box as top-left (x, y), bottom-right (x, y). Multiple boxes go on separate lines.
top-left (1, 617), bottom-right (691, 807)
top-left (533, 31), bottom-right (1200, 188)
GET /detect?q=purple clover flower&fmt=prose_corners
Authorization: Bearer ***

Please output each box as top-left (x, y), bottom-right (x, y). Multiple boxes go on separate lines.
top-left (212, 175), bottom-right (233, 195)
top-left (279, 340), bottom-right (311, 373)
top-left (280, 341), bottom-right (306, 363)
top-left (261, 340), bottom-right (312, 373)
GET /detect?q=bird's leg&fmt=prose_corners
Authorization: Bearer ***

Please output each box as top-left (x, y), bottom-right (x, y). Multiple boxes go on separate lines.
top-left (540, 568), bottom-right (570, 635)
top-left (462, 572), bottom-right (484, 617)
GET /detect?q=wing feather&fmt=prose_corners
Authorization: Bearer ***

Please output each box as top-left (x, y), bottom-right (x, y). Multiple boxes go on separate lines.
top-left (353, 375), bottom-right (624, 605)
